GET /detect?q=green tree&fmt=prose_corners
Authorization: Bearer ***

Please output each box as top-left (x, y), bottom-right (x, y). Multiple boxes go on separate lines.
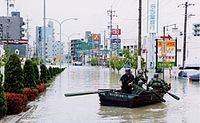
top-left (114, 57), bottom-right (124, 73)
top-left (33, 63), bottom-right (40, 84)
top-left (131, 52), bottom-right (145, 70)
top-left (4, 54), bottom-right (24, 93)
top-left (91, 57), bottom-right (99, 66)
top-left (47, 69), bottom-right (51, 80)
top-left (40, 64), bottom-right (47, 83)
top-left (131, 52), bottom-right (138, 69)
top-left (122, 49), bottom-right (132, 66)
top-left (23, 60), bottom-right (36, 87)
top-left (0, 72), bottom-right (7, 118)
top-left (0, 48), bottom-right (11, 67)
top-left (109, 56), bottom-right (116, 71)
top-left (31, 57), bottom-right (41, 65)
top-left (49, 67), bottom-right (53, 78)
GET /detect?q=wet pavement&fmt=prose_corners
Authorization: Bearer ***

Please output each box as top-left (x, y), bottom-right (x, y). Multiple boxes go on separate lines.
top-left (2, 65), bottom-right (200, 123)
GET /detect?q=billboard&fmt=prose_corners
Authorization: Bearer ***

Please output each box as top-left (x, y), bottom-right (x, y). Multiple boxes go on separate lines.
top-left (112, 29), bottom-right (121, 35)
top-left (111, 38), bottom-right (121, 44)
top-left (111, 38), bottom-right (121, 50)
top-left (156, 39), bottom-right (177, 68)
top-left (147, 0), bottom-right (158, 33)
top-left (85, 31), bottom-right (91, 39)
top-left (92, 34), bottom-right (100, 41)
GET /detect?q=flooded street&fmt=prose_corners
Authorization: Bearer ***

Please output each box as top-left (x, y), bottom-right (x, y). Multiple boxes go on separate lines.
top-left (12, 66), bottom-right (200, 123)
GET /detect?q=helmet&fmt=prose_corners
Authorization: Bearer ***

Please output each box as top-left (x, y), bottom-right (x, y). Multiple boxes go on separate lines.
top-left (153, 73), bottom-right (159, 78)
top-left (137, 69), bottom-right (143, 75)
top-left (125, 67), bottom-right (131, 73)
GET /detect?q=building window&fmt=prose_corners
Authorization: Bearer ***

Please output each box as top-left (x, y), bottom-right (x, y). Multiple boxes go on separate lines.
top-left (131, 45), bottom-right (133, 49)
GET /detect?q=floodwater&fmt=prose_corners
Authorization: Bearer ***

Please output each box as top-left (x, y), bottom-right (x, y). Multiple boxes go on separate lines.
top-left (4, 66), bottom-right (200, 123)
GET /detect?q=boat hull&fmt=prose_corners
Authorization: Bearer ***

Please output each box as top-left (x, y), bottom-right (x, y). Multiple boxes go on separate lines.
top-left (98, 90), bottom-right (163, 108)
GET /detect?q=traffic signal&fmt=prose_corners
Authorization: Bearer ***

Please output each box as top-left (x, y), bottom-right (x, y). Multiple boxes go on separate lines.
top-left (192, 24), bottom-right (200, 36)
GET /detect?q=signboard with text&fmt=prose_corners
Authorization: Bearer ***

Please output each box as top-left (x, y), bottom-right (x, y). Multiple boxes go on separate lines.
top-left (0, 39), bottom-right (28, 44)
top-left (112, 29), bottom-right (121, 35)
top-left (147, 0), bottom-right (158, 33)
top-left (111, 38), bottom-right (121, 50)
top-left (156, 39), bottom-right (177, 68)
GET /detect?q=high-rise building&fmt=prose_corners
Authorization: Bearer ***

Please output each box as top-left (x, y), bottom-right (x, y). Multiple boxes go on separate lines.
top-left (36, 21), bottom-right (55, 63)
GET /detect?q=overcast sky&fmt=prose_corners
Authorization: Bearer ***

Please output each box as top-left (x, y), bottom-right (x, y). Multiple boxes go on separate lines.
top-left (0, 0), bottom-right (200, 54)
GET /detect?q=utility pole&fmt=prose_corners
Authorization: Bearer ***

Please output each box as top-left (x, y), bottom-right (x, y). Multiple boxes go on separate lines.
top-left (103, 31), bottom-right (106, 49)
top-left (103, 30), bottom-right (107, 66)
top-left (6, 0), bottom-right (9, 16)
top-left (138, 0), bottom-right (142, 70)
top-left (179, 2), bottom-right (194, 68)
top-left (107, 7), bottom-right (117, 54)
top-left (116, 25), bottom-right (119, 55)
top-left (162, 26), bottom-right (166, 81)
top-left (43, 0), bottom-right (46, 64)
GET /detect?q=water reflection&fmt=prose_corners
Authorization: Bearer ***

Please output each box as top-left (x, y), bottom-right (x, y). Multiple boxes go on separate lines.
top-left (98, 103), bottom-right (167, 123)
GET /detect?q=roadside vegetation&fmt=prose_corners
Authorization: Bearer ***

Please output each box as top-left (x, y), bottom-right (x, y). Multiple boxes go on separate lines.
top-left (109, 49), bottom-right (145, 73)
top-left (0, 51), bottom-right (65, 118)
top-left (89, 49), bottom-right (145, 74)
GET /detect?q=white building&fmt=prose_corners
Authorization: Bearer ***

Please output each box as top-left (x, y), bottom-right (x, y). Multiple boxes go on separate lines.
top-left (35, 21), bottom-right (55, 63)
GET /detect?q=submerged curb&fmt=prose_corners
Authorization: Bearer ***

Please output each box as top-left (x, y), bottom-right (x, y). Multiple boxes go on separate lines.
top-left (0, 105), bottom-right (37, 123)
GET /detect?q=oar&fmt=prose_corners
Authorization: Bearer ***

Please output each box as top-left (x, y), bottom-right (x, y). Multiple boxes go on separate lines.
top-left (150, 90), bottom-right (166, 102)
top-left (142, 84), bottom-right (166, 102)
top-left (64, 91), bottom-right (99, 97)
top-left (166, 91), bottom-right (180, 100)
top-left (64, 89), bottom-right (116, 97)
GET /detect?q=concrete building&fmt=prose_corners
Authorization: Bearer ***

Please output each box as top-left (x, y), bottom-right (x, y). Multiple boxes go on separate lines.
top-left (71, 39), bottom-right (82, 62)
top-left (0, 11), bottom-right (27, 57)
top-left (35, 21), bottom-right (55, 63)
top-left (53, 41), bottom-right (64, 63)
top-left (0, 12), bottom-right (25, 40)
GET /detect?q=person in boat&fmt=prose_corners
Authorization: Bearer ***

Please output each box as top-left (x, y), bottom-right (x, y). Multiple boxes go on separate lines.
top-left (134, 69), bottom-right (148, 88)
top-left (120, 67), bottom-right (135, 94)
top-left (147, 73), bottom-right (171, 93)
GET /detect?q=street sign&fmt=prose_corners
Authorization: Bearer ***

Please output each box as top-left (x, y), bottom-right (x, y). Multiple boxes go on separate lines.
top-left (160, 34), bottom-right (172, 40)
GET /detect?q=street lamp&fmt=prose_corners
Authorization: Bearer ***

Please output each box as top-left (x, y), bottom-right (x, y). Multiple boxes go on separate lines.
top-left (46, 18), bottom-right (78, 68)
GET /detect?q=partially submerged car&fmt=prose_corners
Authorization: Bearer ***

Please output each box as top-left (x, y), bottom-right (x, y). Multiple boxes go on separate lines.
top-left (189, 73), bottom-right (200, 82)
top-left (73, 61), bottom-right (82, 66)
top-left (178, 69), bottom-right (199, 80)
